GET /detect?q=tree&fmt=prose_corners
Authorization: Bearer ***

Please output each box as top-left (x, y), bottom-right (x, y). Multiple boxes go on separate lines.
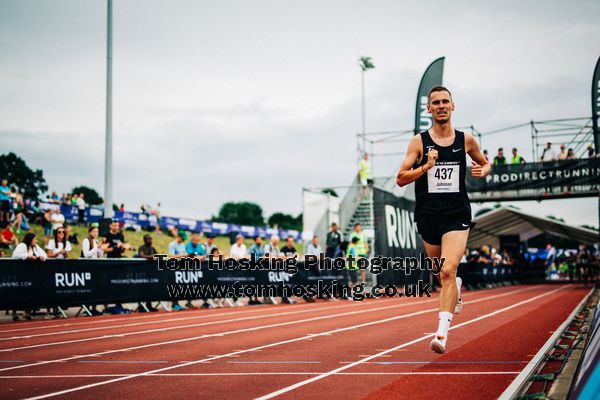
top-left (0, 152), bottom-right (48, 199)
top-left (213, 202), bottom-right (264, 226)
top-left (71, 186), bottom-right (103, 205)
top-left (268, 212), bottom-right (302, 231)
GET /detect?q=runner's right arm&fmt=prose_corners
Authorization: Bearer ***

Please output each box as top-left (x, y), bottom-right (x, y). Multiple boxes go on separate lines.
top-left (396, 135), bottom-right (437, 187)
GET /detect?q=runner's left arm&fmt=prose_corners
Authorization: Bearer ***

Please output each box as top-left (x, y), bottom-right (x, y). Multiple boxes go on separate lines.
top-left (466, 133), bottom-right (491, 178)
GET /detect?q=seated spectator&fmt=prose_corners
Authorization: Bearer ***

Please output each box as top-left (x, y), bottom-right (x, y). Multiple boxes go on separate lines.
top-left (0, 222), bottom-right (18, 249)
top-left (0, 249), bottom-right (7, 257)
top-left (49, 191), bottom-right (60, 204)
top-left (280, 236), bottom-right (298, 258)
top-left (12, 232), bottom-right (47, 261)
top-left (64, 224), bottom-right (79, 245)
top-left (168, 230), bottom-right (188, 311)
top-left (168, 230), bottom-right (188, 258)
top-left (203, 232), bottom-right (217, 255)
top-left (305, 235), bottom-right (323, 256)
top-left (186, 232), bottom-right (206, 259)
top-left (264, 235), bottom-right (282, 258)
top-left (104, 219), bottom-right (132, 258)
top-left (50, 208), bottom-right (65, 232)
top-left (46, 227), bottom-right (72, 259)
top-left (229, 234), bottom-right (248, 259)
top-left (248, 236), bottom-right (265, 258)
top-left (82, 225), bottom-right (109, 258)
top-left (137, 234), bottom-right (158, 259)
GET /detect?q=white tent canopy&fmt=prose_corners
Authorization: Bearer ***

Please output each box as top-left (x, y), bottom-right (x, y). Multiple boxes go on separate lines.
top-left (468, 206), bottom-right (599, 249)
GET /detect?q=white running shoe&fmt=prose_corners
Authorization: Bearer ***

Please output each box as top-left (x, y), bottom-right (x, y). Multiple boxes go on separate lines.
top-left (454, 277), bottom-right (463, 315)
top-left (429, 336), bottom-right (447, 354)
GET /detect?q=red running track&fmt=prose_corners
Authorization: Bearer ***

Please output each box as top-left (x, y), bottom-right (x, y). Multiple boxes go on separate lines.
top-left (0, 284), bottom-right (589, 400)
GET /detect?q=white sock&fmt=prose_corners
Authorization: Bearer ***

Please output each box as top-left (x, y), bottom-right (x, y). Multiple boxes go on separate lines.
top-left (436, 311), bottom-right (453, 340)
top-left (456, 277), bottom-right (462, 301)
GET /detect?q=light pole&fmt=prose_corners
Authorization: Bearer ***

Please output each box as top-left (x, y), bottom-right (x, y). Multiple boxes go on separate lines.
top-left (104, 0), bottom-right (113, 218)
top-left (358, 56), bottom-right (375, 158)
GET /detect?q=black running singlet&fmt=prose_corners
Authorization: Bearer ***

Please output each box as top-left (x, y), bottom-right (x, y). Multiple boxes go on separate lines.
top-left (413, 129), bottom-right (471, 223)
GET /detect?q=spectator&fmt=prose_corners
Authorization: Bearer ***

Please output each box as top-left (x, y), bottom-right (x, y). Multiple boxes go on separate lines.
top-left (230, 234), bottom-right (248, 259)
top-left (511, 148), bottom-right (525, 164)
top-left (540, 142), bottom-right (556, 162)
top-left (0, 249), bottom-right (6, 258)
top-left (493, 148), bottom-right (506, 165)
top-left (11, 192), bottom-right (26, 233)
top-left (249, 236), bottom-right (265, 258)
top-left (50, 208), bottom-right (65, 231)
top-left (0, 222), bottom-right (18, 249)
top-left (203, 232), bottom-right (217, 255)
top-left (305, 235), bottom-right (323, 256)
top-left (359, 153), bottom-right (373, 199)
top-left (154, 202), bottom-right (162, 233)
top-left (545, 243), bottom-right (557, 279)
top-left (345, 236), bottom-right (360, 291)
top-left (82, 225), bottom-right (109, 258)
top-left (168, 230), bottom-right (188, 258)
top-left (588, 144), bottom-right (596, 158)
top-left (137, 234), bottom-right (157, 259)
top-left (168, 230), bottom-right (188, 311)
top-left (264, 235), bottom-right (282, 258)
top-left (104, 219), bottom-right (131, 258)
top-left (557, 144), bottom-right (568, 160)
top-left (186, 232), bottom-right (206, 259)
top-left (65, 193), bottom-right (72, 205)
top-left (46, 227), bottom-right (72, 259)
top-left (325, 223), bottom-right (342, 258)
top-left (350, 223), bottom-right (368, 284)
top-left (567, 148), bottom-right (576, 159)
top-left (12, 232), bottom-right (47, 261)
top-left (0, 179), bottom-right (10, 224)
top-left (280, 236), bottom-right (298, 258)
top-left (42, 209), bottom-right (53, 245)
top-left (71, 193), bottom-right (78, 206)
top-left (119, 203), bottom-right (125, 212)
top-left (49, 191), bottom-right (60, 204)
top-left (76, 193), bottom-right (86, 225)
top-left (483, 149), bottom-right (489, 161)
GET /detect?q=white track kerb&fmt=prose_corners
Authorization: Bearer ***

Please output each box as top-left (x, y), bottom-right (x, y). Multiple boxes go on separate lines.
top-left (15, 285), bottom-right (545, 400)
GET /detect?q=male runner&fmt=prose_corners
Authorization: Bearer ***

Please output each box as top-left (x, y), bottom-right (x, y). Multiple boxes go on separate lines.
top-left (396, 86), bottom-right (491, 354)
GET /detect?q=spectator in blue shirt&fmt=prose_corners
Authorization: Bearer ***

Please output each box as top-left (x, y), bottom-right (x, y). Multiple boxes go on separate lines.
top-left (185, 232), bottom-right (206, 258)
top-left (248, 236), bottom-right (265, 258)
top-left (0, 180), bottom-right (11, 225)
top-left (168, 230), bottom-right (187, 257)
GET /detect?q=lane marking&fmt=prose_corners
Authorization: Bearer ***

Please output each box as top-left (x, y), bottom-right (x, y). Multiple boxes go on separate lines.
top-left (0, 371), bottom-right (520, 379)
top-left (0, 297), bottom-right (401, 340)
top-left (0, 299), bottom-right (416, 352)
top-left (340, 360), bottom-right (529, 364)
top-left (15, 286), bottom-right (540, 400)
top-left (254, 285), bottom-right (570, 400)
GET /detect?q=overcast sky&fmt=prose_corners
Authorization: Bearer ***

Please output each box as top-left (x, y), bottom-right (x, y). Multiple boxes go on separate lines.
top-left (1, 0), bottom-right (599, 228)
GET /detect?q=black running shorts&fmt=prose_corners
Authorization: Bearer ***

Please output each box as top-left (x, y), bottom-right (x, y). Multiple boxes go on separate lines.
top-left (416, 220), bottom-right (475, 246)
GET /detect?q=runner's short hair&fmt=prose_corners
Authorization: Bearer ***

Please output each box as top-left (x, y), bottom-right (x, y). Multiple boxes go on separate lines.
top-left (428, 86), bottom-right (452, 101)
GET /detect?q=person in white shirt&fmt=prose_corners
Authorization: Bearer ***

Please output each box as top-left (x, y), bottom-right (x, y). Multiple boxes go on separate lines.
top-left (264, 235), bottom-right (282, 258)
top-left (50, 208), bottom-right (65, 231)
top-left (82, 225), bottom-right (109, 258)
top-left (540, 142), bottom-right (556, 162)
top-left (229, 234), bottom-right (248, 259)
top-left (305, 235), bottom-right (323, 256)
top-left (46, 227), bottom-right (72, 259)
top-left (76, 193), bottom-right (86, 225)
top-left (12, 233), bottom-right (47, 261)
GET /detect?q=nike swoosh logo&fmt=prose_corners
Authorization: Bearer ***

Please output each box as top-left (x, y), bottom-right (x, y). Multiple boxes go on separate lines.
top-left (462, 224), bottom-right (470, 227)
top-left (453, 148), bottom-right (463, 152)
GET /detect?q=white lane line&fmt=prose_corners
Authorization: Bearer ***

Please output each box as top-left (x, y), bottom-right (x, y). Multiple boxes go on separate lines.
top-left (0, 289), bottom-right (460, 372)
top-left (254, 285), bottom-right (570, 400)
top-left (17, 286), bottom-right (539, 400)
top-left (0, 298), bottom-right (398, 336)
top-left (0, 371), bottom-right (520, 379)
top-left (0, 298), bottom-right (405, 351)
top-left (0, 296), bottom-right (385, 334)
